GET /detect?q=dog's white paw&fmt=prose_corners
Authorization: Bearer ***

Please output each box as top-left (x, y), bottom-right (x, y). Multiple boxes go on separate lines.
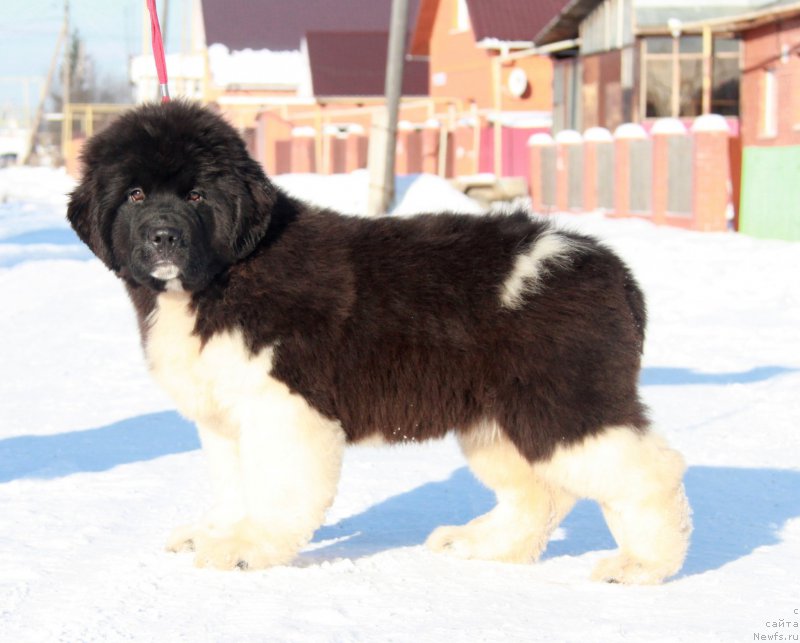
top-left (191, 521), bottom-right (298, 571)
top-left (426, 525), bottom-right (471, 555)
top-left (426, 523), bottom-right (539, 563)
top-left (591, 553), bottom-right (674, 585)
top-left (166, 522), bottom-right (208, 553)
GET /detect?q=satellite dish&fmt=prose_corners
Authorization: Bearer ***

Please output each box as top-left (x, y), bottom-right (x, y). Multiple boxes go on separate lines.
top-left (508, 68), bottom-right (529, 98)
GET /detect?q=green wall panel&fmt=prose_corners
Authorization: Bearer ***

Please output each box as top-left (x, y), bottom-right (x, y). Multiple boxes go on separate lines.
top-left (740, 145), bottom-right (800, 241)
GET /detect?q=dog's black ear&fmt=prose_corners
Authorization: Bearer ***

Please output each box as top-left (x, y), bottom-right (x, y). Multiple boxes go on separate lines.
top-left (67, 181), bottom-right (116, 270)
top-left (230, 161), bottom-right (278, 260)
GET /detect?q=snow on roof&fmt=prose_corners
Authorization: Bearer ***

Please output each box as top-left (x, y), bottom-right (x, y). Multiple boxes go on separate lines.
top-left (207, 44), bottom-right (304, 90)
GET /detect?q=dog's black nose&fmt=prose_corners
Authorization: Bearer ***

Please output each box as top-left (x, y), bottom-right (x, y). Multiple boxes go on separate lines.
top-left (147, 226), bottom-right (183, 248)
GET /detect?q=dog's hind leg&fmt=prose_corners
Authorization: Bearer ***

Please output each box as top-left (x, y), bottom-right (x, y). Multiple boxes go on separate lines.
top-left (426, 423), bottom-right (576, 563)
top-left (535, 426), bottom-right (692, 584)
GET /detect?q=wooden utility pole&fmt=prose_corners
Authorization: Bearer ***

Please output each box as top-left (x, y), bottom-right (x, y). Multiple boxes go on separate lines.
top-left (61, 1), bottom-right (71, 165)
top-left (367, 0), bottom-right (409, 216)
top-left (62, 1), bottom-right (70, 110)
top-left (23, 0), bottom-right (68, 164)
top-left (161, 0), bottom-right (170, 46)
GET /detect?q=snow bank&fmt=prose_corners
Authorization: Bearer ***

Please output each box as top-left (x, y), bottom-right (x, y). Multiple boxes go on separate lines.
top-left (393, 173), bottom-right (485, 216)
top-left (275, 169), bottom-right (485, 216)
top-left (1, 166), bottom-right (799, 642)
top-left (0, 166), bottom-right (74, 207)
top-left (0, 167), bottom-right (83, 267)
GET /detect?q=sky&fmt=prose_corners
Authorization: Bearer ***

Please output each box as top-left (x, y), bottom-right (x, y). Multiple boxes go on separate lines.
top-left (0, 0), bottom-right (189, 124)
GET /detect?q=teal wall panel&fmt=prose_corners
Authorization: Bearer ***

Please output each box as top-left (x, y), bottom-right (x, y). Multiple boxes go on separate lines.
top-left (740, 146), bottom-right (800, 241)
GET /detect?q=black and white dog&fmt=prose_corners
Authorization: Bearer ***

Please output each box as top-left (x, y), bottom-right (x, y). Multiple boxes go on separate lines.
top-left (67, 101), bottom-right (691, 583)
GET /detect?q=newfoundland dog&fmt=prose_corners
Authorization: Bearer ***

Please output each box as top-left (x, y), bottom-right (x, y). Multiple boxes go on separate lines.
top-left (67, 101), bottom-right (690, 583)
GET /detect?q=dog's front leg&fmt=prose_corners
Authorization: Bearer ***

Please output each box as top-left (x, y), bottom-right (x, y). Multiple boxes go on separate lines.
top-left (191, 387), bottom-right (346, 570)
top-left (166, 425), bottom-right (246, 553)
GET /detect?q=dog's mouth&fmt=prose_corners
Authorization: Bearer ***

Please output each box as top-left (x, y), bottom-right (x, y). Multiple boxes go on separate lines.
top-left (150, 262), bottom-right (181, 281)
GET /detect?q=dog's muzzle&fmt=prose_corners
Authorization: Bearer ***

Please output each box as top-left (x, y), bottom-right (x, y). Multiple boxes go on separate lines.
top-left (140, 221), bottom-right (188, 280)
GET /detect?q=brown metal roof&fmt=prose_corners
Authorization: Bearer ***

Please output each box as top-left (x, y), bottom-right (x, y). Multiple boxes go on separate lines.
top-left (466, 0), bottom-right (570, 44)
top-left (534, 0), bottom-right (607, 46)
top-left (202, 0), bottom-right (420, 51)
top-left (305, 31), bottom-right (429, 97)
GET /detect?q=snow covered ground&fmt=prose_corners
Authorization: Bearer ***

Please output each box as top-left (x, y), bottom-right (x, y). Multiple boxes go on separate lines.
top-left (1, 166), bottom-right (798, 642)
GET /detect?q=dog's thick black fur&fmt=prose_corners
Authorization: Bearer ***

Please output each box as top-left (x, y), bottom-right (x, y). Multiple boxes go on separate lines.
top-left (67, 101), bottom-right (690, 582)
top-left (68, 101), bottom-right (648, 462)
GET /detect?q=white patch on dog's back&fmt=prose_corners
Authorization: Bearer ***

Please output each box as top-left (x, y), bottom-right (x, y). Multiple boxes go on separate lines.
top-left (499, 231), bottom-right (574, 309)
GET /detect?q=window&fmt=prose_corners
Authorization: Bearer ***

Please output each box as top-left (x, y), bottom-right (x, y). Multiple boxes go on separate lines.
top-left (645, 58), bottom-right (672, 117)
top-left (679, 59), bottom-right (703, 116)
top-left (712, 38), bottom-right (740, 116)
top-left (642, 35), bottom-right (740, 118)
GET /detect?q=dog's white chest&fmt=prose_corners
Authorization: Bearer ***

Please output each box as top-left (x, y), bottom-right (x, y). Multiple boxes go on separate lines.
top-left (145, 292), bottom-right (274, 435)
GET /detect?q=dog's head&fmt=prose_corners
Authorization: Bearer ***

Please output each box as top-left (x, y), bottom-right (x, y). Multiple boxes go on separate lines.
top-left (67, 101), bottom-right (277, 292)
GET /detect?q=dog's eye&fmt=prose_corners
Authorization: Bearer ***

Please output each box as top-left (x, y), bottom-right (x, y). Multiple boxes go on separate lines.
top-left (128, 188), bottom-right (145, 203)
top-left (187, 190), bottom-right (203, 203)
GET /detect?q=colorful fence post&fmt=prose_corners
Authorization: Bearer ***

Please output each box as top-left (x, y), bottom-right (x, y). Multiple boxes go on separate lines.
top-left (651, 118), bottom-right (691, 226)
top-left (395, 121), bottom-right (414, 175)
top-left (256, 111), bottom-right (293, 175)
top-left (582, 127), bottom-right (613, 212)
top-left (691, 114), bottom-right (731, 231)
top-left (421, 119), bottom-right (440, 175)
top-left (453, 118), bottom-right (477, 177)
top-left (290, 126), bottom-right (316, 173)
top-left (613, 123), bottom-right (649, 219)
top-left (528, 132), bottom-right (555, 212)
top-left (555, 129), bottom-right (583, 211)
top-left (345, 131), bottom-right (368, 173)
top-left (322, 124), bottom-right (366, 173)
top-left (324, 125), bottom-right (347, 174)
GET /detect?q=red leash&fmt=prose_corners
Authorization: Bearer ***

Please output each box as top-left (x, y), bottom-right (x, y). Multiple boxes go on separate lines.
top-left (145, 0), bottom-right (170, 102)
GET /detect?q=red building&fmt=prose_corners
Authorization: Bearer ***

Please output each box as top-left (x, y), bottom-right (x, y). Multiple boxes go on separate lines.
top-left (729, 5), bottom-right (800, 240)
top-left (410, 0), bottom-right (567, 176)
top-left (534, 0), bottom-right (744, 132)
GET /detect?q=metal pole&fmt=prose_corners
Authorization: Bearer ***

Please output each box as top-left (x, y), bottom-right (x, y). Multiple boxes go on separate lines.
top-left (161, 0), bottom-right (169, 47)
top-left (367, 0), bottom-right (409, 215)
